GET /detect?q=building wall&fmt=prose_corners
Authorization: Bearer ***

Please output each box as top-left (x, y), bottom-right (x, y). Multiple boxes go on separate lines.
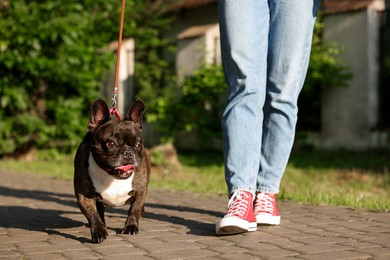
top-left (320, 6), bottom-right (388, 149)
top-left (176, 24), bottom-right (220, 82)
top-left (321, 10), bottom-right (370, 149)
top-left (170, 5), bottom-right (219, 38)
top-left (176, 36), bottom-right (205, 82)
top-left (163, 4), bottom-right (219, 63)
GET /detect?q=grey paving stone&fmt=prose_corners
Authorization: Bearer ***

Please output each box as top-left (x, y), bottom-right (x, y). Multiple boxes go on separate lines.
top-left (0, 170), bottom-right (389, 260)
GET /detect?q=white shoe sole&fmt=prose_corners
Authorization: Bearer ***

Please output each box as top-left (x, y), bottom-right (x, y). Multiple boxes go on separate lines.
top-left (216, 217), bottom-right (257, 235)
top-left (256, 213), bottom-right (281, 225)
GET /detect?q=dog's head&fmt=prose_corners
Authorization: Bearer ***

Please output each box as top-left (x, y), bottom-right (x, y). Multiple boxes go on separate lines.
top-left (88, 99), bottom-right (145, 180)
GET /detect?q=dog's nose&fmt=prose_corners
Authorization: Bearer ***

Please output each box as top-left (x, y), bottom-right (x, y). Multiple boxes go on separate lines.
top-left (123, 151), bottom-right (132, 159)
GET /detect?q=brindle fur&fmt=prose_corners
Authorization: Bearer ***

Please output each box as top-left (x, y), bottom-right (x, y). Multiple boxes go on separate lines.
top-left (74, 99), bottom-right (150, 243)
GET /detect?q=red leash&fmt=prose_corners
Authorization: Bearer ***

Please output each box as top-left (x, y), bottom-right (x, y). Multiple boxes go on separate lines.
top-left (110, 0), bottom-right (126, 121)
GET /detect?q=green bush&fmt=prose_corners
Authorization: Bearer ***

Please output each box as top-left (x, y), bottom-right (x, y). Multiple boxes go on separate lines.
top-left (0, 0), bottom-right (175, 156)
top-left (152, 64), bottom-right (226, 141)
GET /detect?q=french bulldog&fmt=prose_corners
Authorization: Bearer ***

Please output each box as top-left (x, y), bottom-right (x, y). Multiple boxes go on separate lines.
top-left (74, 99), bottom-right (150, 243)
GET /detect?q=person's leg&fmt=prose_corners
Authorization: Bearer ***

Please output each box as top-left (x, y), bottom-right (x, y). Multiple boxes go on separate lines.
top-left (216, 0), bottom-right (269, 235)
top-left (220, 0), bottom-right (269, 197)
top-left (255, 0), bottom-right (320, 224)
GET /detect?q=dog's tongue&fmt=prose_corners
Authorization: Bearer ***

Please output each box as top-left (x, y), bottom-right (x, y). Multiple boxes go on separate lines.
top-left (115, 164), bottom-right (134, 173)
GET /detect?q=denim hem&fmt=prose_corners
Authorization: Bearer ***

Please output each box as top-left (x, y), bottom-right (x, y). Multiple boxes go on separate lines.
top-left (230, 187), bottom-right (256, 199)
top-left (256, 188), bottom-right (279, 194)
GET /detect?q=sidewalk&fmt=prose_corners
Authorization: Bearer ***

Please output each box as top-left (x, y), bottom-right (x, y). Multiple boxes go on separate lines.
top-left (0, 170), bottom-right (389, 260)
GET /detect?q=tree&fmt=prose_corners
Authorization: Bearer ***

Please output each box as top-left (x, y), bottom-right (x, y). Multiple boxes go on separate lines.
top-left (0, 0), bottom-right (175, 156)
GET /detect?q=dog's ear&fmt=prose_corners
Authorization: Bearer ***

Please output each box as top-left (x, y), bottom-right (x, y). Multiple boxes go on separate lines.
top-left (88, 99), bottom-right (110, 129)
top-left (126, 99), bottom-right (145, 130)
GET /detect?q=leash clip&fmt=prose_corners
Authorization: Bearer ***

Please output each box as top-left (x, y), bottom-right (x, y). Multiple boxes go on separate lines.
top-left (110, 91), bottom-right (121, 121)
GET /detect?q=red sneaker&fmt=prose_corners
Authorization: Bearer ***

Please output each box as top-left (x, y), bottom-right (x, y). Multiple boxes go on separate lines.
top-left (254, 193), bottom-right (281, 225)
top-left (216, 190), bottom-right (257, 235)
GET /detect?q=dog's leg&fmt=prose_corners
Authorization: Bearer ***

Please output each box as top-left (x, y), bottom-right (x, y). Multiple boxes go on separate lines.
top-left (96, 201), bottom-right (106, 225)
top-left (121, 190), bottom-right (147, 235)
top-left (76, 193), bottom-right (108, 243)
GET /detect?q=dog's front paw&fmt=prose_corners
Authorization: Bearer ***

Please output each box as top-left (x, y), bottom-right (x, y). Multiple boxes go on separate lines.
top-left (91, 223), bottom-right (108, 243)
top-left (121, 224), bottom-right (139, 235)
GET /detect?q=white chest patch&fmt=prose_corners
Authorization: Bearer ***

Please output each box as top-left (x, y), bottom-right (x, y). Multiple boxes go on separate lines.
top-left (88, 153), bottom-right (134, 207)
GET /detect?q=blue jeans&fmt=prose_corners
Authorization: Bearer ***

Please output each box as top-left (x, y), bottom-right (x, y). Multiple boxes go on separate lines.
top-left (219, 0), bottom-right (320, 196)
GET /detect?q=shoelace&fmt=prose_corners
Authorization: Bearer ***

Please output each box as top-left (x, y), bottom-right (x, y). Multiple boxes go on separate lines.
top-left (254, 193), bottom-right (274, 214)
top-left (226, 191), bottom-right (250, 217)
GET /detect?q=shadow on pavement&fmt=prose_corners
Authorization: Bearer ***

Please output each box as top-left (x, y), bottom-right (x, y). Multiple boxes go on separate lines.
top-left (0, 185), bottom-right (89, 243)
top-left (144, 211), bottom-right (217, 236)
top-left (105, 203), bottom-right (222, 237)
top-left (0, 185), bottom-right (76, 208)
top-left (0, 185), bottom-right (222, 240)
top-left (0, 205), bottom-right (89, 243)
top-left (144, 203), bottom-right (222, 236)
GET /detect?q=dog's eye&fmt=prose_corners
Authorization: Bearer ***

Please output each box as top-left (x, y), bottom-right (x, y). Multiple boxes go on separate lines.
top-left (106, 141), bottom-right (116, 148)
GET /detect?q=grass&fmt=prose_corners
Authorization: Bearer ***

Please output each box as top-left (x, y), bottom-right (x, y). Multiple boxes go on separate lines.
top-left (281, 149), bottom-right (390, 210)
top-left (0, 149), bottom-right (75, 180)
top-left (152, 151), bottom-right (227, 195)
top-left (0, 148), bottom-right (389, 211)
